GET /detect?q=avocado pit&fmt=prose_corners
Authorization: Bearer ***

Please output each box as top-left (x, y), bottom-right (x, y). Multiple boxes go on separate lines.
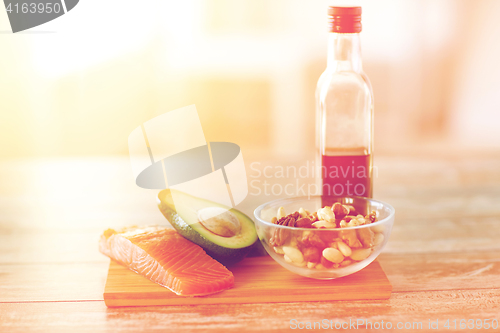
top-left (198, 207), bottom-right (241, 237)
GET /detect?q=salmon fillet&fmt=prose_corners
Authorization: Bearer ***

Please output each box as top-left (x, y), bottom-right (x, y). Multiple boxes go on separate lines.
top-left (99, 226), bottom-right (234, 296)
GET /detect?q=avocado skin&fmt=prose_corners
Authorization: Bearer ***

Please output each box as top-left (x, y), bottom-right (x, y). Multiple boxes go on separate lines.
top-left (158, 198), bottom-right (255, 266)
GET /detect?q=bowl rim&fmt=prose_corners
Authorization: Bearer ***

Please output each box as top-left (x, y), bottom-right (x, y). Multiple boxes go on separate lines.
top-left (253, 195), bottom-right (395, 231)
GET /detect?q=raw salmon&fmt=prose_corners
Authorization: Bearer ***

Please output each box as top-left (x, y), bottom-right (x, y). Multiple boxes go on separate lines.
top-left (99, 226), bottom-right (234, 296)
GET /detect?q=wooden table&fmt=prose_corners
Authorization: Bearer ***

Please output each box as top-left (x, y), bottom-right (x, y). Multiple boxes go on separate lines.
top-left (1, 153), bottom-right (499, 332)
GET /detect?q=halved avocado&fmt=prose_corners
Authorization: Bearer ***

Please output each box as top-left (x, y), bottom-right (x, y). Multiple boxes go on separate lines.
top-left (157, 189), bottom-right (258, 266)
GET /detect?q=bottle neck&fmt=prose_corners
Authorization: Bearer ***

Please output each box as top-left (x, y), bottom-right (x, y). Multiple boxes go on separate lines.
top-left (326, 33), bottom-right (362, 72)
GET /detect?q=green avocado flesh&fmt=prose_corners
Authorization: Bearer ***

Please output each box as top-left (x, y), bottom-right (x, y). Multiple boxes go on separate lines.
top-left (157, 189), bottom-right (258, 266)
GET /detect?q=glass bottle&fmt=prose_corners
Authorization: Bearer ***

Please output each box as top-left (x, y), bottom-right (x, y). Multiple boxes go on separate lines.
top-left (316, 6), bottom-right (374, 199)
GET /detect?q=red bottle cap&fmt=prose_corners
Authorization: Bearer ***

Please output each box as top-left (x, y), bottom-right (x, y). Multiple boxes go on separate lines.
top-left (328, 6), bottom-right (362, 33)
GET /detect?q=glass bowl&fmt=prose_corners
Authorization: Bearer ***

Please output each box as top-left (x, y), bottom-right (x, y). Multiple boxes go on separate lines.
top-left (253, 196), bottom-right (395, 279)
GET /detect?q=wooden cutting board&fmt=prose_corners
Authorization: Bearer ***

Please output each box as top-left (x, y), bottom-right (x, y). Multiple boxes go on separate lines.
top-left (104, 257), bottom-right (391, 307)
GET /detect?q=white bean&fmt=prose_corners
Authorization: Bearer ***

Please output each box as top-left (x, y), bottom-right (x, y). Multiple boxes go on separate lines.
top-left (340, 259), bottom-right (352, 267)
top-left (277, 206), bottom-right (286, 219)
top-left (371, 224), bottom-right (386, 233)
top-left (283, 246), bottom-right (304, 263)
top-left (322, 247), bottom-right (344, 264)
top-left (350, 248), bottom-right (372, 261)
top-left (312, 221), bottom-right (336, 229)
top-left (293, 260), bottom-right (307, 267)
top-left (336, 241), bottom-right (352, 257)
top-left (319, 207), bottom-right (335, 223)
top-left (273, 246), bottom-right (285, 254)
top-left (373, 233), bottom-right (385, 246)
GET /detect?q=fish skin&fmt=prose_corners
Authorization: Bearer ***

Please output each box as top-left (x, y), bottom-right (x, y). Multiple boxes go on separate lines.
top-left (99, 226), bottom-right (234, 296)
